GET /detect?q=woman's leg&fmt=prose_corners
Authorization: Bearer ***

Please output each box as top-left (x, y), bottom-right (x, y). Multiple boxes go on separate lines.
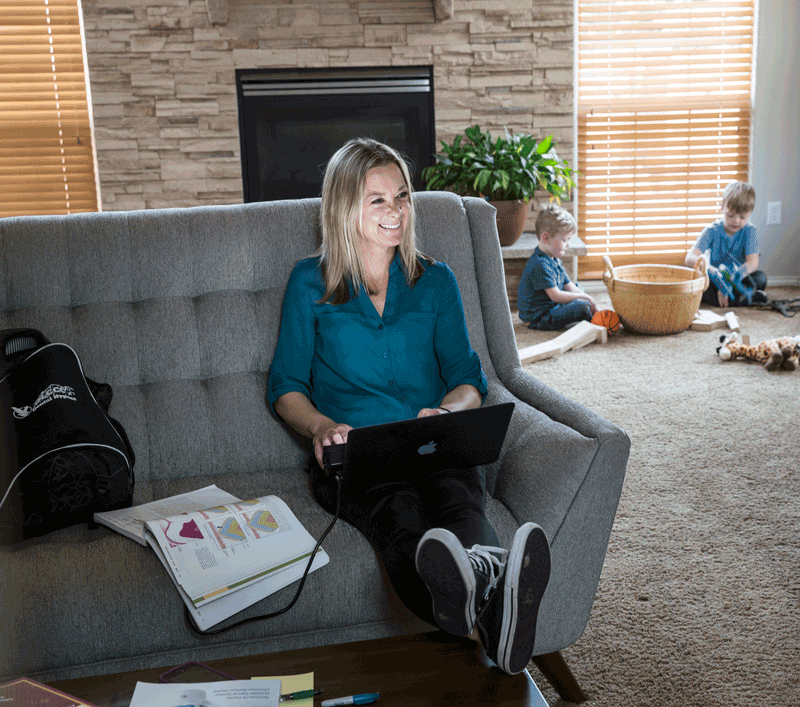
top-left (424, 467), bottom-right (499, 548)
top-left (310, 463), bottom-right (439, 625)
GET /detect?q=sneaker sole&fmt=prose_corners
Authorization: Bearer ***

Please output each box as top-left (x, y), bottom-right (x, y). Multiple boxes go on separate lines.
top-left (497, 523), bottom-right (551, 674)
top-left (416, 529), bottom-right (476, 636)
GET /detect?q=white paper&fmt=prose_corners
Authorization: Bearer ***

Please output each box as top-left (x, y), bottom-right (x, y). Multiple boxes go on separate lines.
top-left (94, 485), bottom-right (241, 545)
top-left (129, 680), bottom-right (280, 707)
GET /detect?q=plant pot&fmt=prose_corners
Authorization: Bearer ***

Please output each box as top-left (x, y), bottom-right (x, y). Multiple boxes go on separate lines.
top-left (488, 199), bottom-right (531, 247)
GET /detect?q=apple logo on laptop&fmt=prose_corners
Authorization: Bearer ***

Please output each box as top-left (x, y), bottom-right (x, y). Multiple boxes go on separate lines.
top-left (418, 441), bottom-right (437, 455)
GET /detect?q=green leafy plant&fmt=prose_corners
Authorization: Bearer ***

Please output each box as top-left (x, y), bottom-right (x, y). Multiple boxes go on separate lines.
top-left (422, 125), bottom-right (576, 203)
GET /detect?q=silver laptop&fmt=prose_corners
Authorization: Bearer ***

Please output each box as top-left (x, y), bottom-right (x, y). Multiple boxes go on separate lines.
top-left (329, 402), bottom-right (515, 484)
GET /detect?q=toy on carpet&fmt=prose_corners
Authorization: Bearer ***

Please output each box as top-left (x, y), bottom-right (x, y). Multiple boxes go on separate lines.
top-left (709, 262), bottom-right (755, 303)
top-left (591, 309), bottom-right (621, 335)
top-left (518, 320), bottom-right (607, 364)
top-left (691, 310), bottom-right (740, 332)
top-left (717, 332), bottom-right (800, 371)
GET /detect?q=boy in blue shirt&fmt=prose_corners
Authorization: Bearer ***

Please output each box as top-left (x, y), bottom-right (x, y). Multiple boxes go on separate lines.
top-left (517, 204), bottom-right (598, 330)
top-left (685, 181), bottom-right (768, 307)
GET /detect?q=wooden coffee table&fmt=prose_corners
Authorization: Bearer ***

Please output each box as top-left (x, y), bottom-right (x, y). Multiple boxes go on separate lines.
top-left (49, 631), bottom-right (548, 707)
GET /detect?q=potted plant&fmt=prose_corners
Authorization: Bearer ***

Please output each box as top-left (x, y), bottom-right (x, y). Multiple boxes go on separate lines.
top-left (422, 125), bottom-right (577, 246)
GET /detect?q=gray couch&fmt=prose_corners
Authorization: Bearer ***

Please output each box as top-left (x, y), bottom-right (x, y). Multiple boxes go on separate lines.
top-left (0, 193), bottom-right (629, 699)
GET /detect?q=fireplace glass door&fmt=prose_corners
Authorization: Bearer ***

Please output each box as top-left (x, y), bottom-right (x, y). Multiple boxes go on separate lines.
top-left (236, 66), bottom-right (435, 202)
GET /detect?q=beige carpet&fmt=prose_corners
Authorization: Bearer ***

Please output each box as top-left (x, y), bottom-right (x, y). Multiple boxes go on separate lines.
top-left (515, 285), bottom-right (800, 706)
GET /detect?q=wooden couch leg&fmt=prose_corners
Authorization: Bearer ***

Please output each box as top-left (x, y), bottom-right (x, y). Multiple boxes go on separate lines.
top-left (532, 651), bottom-right (589, 703)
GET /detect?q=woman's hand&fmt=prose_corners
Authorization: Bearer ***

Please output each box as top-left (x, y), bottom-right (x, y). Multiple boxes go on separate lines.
top-left (274, 392), bottom-right (353, 469)
top-left (313, 423), bottom-right (353, 469)
top-left (417, 407), bottom-right (450, 418)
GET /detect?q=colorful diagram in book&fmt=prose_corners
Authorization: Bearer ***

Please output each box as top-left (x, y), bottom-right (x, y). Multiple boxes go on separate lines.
top-left (155, 503), bottom-right (287, 551)
top-left (161, 516), bottom-right (205, 546)
top-left (244, 509), bottom-right (280, 537)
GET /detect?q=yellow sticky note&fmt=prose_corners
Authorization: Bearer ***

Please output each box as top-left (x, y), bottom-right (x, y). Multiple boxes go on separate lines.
top-left (256, 672), bottom-right (315, 706)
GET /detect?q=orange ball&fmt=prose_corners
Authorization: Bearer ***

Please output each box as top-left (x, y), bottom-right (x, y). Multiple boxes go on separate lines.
top-left (592, 309), bottom-right (621, 335)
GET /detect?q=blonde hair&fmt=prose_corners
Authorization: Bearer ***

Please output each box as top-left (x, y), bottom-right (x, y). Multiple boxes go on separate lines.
top-left (721, 181), bottom-right (756, 215)
top-left (319, 138), bottom-right (430, 304)
top-left (535, 203), bottom-right (576, 239)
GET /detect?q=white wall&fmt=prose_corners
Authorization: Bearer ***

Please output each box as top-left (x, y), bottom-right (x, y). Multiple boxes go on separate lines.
top-left (750, 0), bottom-right (800, 284)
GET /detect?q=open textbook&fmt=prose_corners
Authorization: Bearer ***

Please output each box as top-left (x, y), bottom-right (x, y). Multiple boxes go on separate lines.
top-left (94, 486), bottom-right (329, 630)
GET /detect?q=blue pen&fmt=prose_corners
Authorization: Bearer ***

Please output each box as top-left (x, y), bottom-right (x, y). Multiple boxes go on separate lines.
top-left (320, 693), bottom-right (380, 707)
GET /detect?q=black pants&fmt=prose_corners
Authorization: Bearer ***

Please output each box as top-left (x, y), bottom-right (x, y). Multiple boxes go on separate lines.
top-left (702, 269), bottom-right (767, 306)
top-left (311, 463), bottom-right (499, 626)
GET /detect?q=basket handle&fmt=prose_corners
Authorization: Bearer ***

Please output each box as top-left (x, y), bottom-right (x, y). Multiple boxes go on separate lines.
top-left (602, 255), bottom-right (615, 290)
top-left (693, 255), bottom-right (709, 290)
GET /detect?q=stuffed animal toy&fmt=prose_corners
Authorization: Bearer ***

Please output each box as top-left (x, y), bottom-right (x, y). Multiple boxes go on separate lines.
top-left (717, 332), bottom-right (800, 371)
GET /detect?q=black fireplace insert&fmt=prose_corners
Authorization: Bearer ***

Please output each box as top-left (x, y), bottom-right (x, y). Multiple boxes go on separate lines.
top-left (236, 66), bottom-right (436, 202)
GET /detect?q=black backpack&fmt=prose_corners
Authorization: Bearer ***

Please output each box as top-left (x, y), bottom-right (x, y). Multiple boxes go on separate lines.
top-left (0, 328), bottom-right (135, 544)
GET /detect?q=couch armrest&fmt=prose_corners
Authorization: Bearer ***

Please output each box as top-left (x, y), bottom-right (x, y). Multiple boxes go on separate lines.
top-left (489, 371), bottom-right (631, 654)
top-left (503, 365), bottom-right (627, 443)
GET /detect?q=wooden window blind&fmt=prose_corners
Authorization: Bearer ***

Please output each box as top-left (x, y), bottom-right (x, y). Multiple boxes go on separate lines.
top-left (0, 0), bottom-right (99, 218)
top-left (577, 0), bottom-right (754, 276)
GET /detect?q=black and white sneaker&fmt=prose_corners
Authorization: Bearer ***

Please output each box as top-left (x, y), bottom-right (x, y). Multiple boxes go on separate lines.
top-left (416, 528), bottom-right (506, 636)
top-left (476, 523), bottom-right (551, 675)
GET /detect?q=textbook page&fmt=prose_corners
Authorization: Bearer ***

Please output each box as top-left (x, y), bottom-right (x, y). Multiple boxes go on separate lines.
top-left (93, 485), bottom-right (240, 545)
top-left (144, 495), bottom-right (328, 610)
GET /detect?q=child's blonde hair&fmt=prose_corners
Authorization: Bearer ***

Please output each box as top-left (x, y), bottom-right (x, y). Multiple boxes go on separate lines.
top-left (536, 203), bottom-right (576, 239)
top-left (721, 181), bottom-right (756, 215)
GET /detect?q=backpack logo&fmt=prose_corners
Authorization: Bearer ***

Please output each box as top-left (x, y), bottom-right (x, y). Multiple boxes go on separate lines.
top-left (12, 384), bottom-right (76, 419)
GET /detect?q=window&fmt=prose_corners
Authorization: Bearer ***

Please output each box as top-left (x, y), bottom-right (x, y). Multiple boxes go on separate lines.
top-left (0, 0), bottom-right (99, 218)
top-left (577, 0), bottom-right (755, 276)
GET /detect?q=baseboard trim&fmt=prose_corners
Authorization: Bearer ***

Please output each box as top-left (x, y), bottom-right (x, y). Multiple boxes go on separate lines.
top-left (767, 276), bottom-right (800, 287)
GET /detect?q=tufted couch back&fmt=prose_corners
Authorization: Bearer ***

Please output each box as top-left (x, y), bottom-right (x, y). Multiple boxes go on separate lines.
top-left (0, 193), bottom-right (509, 497)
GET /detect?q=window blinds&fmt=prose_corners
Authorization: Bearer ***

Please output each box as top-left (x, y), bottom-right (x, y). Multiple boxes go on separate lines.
top-left (577, 0), bottom-right (754, 274)
top-left (0, 0), bottom-right (99, 218)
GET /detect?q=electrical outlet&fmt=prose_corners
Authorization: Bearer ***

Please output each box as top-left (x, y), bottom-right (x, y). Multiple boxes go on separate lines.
top-left (767, 201), bottom-right (782, 225)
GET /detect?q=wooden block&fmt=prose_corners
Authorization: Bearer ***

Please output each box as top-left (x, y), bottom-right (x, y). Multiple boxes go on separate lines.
top-left (725, 311), bottom-right (740, 331)
top-left (518, 321), bottom-right (607, 364)
top-left (695, 309), bottom-right (724, 323)
top-left (561, 321), bottom-right (608, 352)
top-left (691, 310), bottom-right (727, 331)
top-left (556, 320), bottom-right (598, 353)
top-left (518, 339), bottom-right (563, 364)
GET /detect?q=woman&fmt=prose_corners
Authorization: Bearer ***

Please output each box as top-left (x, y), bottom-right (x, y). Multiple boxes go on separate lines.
top-left (268, 138), bottom-right (550, 675)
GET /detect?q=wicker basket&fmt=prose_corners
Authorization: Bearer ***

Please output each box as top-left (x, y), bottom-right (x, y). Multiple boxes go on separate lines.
top-left (602, 255), bottom-right (709, 335)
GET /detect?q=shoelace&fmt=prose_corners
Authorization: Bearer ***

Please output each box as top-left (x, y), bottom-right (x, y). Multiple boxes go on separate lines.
top-left (469, 544), bottom-right (508, 603)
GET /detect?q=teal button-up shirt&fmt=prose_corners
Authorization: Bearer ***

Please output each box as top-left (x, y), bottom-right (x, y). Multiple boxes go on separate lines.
top-left (268, 255), bottom-right (487, 429)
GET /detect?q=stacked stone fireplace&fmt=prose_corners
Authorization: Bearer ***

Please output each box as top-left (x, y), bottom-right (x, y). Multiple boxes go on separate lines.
top-left (83, 0), bottom-right (574, 217)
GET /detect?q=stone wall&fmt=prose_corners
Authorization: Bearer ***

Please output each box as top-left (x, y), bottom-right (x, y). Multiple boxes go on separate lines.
top-left (82, 0), bottom-right (574, 217)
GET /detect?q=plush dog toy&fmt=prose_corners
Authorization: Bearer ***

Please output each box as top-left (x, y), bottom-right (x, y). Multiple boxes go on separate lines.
top-left (717, 332), bottom-right (800, 371)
